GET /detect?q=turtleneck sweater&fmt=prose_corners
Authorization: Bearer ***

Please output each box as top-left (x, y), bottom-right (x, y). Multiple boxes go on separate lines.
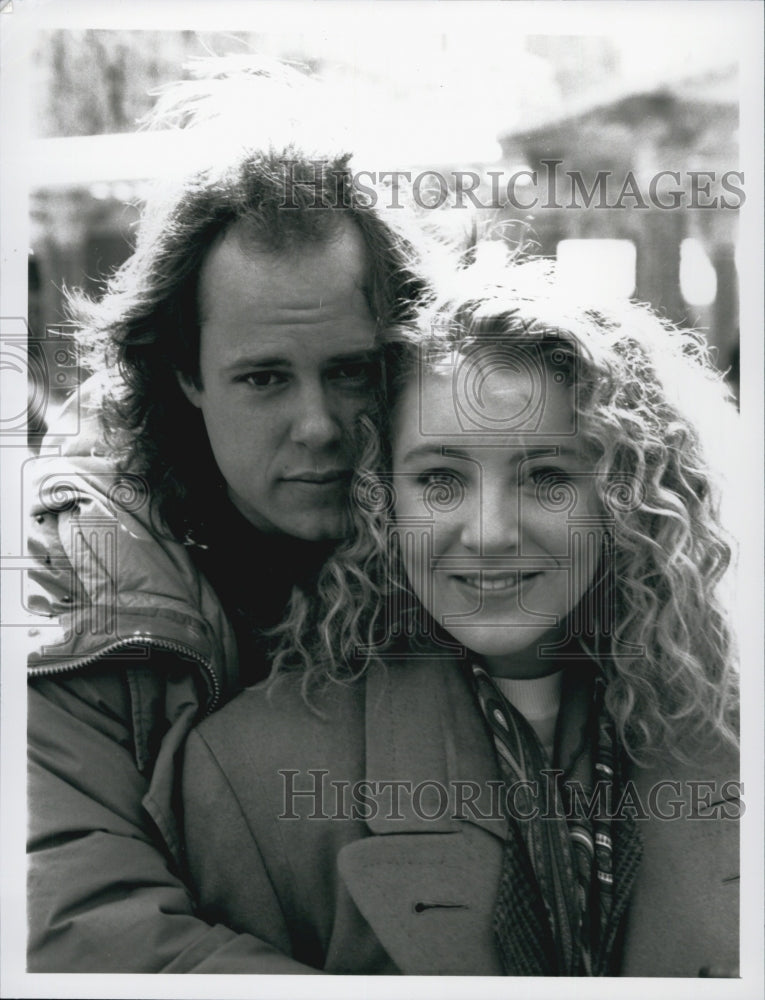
top-left (190, 499), bottom-right (336, 686)
top-left (493, 670), bottom-right (563, 762)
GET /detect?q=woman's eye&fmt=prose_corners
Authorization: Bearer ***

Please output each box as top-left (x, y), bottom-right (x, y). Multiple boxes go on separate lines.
top-left (417, 470), bottom-right (461, 488)
top-left (527, 467), bottom-right (571, 487)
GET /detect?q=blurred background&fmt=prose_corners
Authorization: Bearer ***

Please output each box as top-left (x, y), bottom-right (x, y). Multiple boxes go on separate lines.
top-left (26, 19), bottom-right (742, 440)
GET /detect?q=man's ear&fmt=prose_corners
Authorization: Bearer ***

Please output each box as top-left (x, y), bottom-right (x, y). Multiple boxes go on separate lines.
top-left (176, 370), bottom-right (203, 408)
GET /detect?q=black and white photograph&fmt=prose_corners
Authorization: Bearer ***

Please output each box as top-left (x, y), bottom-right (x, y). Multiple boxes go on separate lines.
top-left (1, 2), bottom-right (763, 998)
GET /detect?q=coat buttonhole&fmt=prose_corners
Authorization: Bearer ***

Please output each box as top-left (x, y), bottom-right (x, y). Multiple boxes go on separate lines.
top-left (413, 901), bottom-right (469, 913)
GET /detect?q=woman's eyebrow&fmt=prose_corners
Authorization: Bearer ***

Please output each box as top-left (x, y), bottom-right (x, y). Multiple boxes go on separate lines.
top-left (401, 442), bottom-right (471, 462)
top-left (399, 443), bottom-right (582, 464)
top-left (519, 445), bottom-right (580, 461)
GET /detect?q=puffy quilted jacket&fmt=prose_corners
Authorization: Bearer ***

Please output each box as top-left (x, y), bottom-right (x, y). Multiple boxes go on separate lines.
top-left (26, 385), bottom-right (288, 971)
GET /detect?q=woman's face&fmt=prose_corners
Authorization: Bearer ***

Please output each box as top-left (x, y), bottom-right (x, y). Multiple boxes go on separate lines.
top-left (391, 350), bottom-right (603, 677)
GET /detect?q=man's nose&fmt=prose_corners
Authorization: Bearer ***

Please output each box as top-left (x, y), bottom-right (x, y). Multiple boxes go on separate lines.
top-left (289, 381), bottom-right (342, 450)
top-left (460, 484), bottom-right (519, 554)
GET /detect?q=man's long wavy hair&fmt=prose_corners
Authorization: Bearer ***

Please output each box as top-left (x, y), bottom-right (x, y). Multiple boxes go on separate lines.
top-left (268, 257), bottom-right (739, 765)
top-left (70, 58), bottom-right (429, 544)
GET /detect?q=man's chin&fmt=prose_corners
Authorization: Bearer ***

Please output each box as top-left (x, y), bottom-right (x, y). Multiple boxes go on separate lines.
top-left (288, 518), bottom-right (349, 543)
top-left (266, 511), bottom-right (350, 543)
top-left (228, 491), bottom-right (349, 541)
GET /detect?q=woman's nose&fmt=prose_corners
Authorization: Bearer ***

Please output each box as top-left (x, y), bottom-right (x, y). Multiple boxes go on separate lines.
top-left (459, 484), bottom-right (519, 553)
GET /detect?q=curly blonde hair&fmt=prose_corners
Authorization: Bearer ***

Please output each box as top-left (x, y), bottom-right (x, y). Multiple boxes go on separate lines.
top-left (267, 257), bottom-right (739, 764)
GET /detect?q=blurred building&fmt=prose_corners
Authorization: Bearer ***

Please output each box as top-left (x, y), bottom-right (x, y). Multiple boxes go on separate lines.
top-left (495, 63), bottom-right (739, 381)
top-left (27, 30), bottom-right (741, 439)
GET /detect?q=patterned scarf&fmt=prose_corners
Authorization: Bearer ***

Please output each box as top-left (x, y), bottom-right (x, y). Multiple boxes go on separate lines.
top-left (469, 663), bottom-right (642, 976)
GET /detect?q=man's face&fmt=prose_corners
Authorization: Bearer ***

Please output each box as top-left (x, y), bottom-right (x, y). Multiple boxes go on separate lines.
top-left (181, 219), bottom-right (378, 540)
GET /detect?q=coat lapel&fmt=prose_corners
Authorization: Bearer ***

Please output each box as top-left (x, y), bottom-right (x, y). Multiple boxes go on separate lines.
top-left (362, 657), bottom-right (507, 837)
top-left (338, 657), bottom-right (506, 974)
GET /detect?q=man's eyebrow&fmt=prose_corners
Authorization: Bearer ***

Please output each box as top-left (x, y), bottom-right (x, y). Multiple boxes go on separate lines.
top-left (323, 349), bottom-right (380, 367)
top-left (222, 348), bottom-right (380, 373)
top-left (223, 355), bottom-right (293, 372)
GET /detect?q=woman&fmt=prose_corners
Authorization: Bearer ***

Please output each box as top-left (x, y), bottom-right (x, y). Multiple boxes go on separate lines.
top-left (181, 259), bottom-right (740, 976)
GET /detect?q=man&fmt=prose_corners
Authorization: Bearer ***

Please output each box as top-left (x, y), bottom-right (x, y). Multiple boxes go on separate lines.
top-left (26, 60), bottom-right (426, 972)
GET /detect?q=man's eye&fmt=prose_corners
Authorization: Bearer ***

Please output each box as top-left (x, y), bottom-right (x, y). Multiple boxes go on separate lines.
top-left (238, 371), bottom-right (287, 389)
top-left (329, 362), bottom-right (376, 385)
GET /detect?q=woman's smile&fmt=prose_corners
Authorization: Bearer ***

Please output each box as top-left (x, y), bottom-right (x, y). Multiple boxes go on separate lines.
top-left (392, 354), bottom-right (603, 677)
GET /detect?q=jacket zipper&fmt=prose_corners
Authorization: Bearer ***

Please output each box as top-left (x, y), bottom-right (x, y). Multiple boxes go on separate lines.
top-left (28, 636), bottom-right (221, 714)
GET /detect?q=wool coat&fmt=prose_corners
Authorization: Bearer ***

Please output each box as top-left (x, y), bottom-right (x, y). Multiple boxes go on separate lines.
top-left (182, 657), bottom-right (740, 976)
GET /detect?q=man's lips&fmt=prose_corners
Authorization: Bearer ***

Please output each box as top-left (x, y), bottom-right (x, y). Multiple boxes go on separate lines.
top-left (282, 470), bottom-right (350, 485)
